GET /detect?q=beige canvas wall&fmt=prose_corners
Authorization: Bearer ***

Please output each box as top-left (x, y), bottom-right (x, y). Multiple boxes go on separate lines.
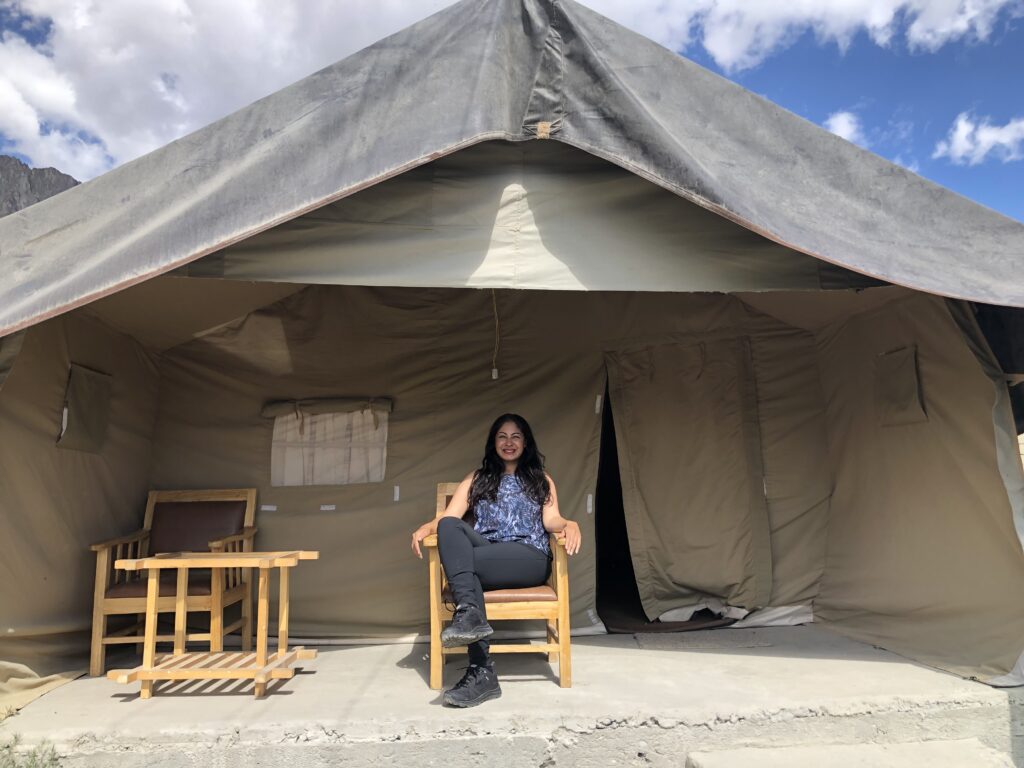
top-left (0, 313), bottom-right (160, 708)
top-left (147, 285), bottom-right (831, 640)
top-left (813, 293), bottom-right (1024, 679)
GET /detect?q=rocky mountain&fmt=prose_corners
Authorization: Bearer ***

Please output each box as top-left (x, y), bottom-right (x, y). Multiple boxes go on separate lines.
top-left (0, 155), bottom-right (79, 217)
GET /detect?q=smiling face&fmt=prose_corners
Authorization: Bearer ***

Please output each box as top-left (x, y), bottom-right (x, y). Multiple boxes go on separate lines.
top-left (494, 420), bottom-right (526, 467)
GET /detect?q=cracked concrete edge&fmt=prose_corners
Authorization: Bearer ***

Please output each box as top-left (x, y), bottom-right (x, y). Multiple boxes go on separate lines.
top-left (17, 690), bottom-right (1008, 750)
top-left (684, 739), bottom-right (1017, 768)
top-left (26, 697), bottom-right (1018, 767)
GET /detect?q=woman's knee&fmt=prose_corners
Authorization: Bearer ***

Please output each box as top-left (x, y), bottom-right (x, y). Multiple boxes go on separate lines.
top-left (437, 516), bottom-right (464, 537)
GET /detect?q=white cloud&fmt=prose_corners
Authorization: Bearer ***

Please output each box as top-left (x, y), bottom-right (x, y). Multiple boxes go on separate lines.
top-left (933, 111), bottom-right (1024, 165)
top-left (587, 0), bottom-right (1024, 71)
top-left (824, 110), bottom-right (869, 147)
top-left (1, 0), bottom-right (453, 177)
top-left (1, 0), bottom-right (1021, 178)
top-left (0, 30), bottom-right (112, 178)
top-left (905, 0), bottom-right (1019, 49)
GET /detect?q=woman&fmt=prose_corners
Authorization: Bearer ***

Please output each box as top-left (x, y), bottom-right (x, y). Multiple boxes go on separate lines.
top-left (411, 413), bottom-right (582, 707)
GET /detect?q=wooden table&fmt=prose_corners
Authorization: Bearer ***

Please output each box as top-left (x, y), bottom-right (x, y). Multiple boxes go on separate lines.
top-left (107, 550), bottom-right (319, 698)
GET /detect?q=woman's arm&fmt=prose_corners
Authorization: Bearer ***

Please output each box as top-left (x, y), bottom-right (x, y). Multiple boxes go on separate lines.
top-left (540, 476), bottom-right (582, 556)
top-left (411, 471), bottom-right (474, 558)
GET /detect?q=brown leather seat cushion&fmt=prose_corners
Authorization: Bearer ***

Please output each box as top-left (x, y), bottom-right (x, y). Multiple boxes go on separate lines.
top-left (106, 572), bottom-right (213, 598)
top-left (148, 500), bottom-right (247, 553)
top-left (443, 585), bottom-right (557, 603)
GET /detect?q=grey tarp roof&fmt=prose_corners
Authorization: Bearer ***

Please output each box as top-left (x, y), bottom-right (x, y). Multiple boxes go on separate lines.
top-left (2, 0), bottom-right (1023, 339)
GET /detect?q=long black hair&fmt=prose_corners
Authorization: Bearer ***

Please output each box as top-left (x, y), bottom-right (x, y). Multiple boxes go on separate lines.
top-left (468, 413), bottom-right (550, 513)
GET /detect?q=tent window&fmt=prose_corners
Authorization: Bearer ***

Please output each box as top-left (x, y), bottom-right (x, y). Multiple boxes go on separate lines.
top-left (270, 407), bottom-right (389, 487)
top-left (876, 346), bottom-right (927, 426)
top-left (57, 363), bottom-right (113, 452)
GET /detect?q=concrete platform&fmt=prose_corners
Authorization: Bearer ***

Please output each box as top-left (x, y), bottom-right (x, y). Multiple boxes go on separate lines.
top-left (687, 738), bottom-right (1014, 767)
top-left (2, 626), bottom-right (1022, 766)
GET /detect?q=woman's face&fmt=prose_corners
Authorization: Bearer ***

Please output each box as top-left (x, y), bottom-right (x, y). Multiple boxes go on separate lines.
top-left (494, 420), bottom-right (525, 464)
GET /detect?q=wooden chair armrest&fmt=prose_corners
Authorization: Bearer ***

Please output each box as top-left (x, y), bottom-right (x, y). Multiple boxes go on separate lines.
top-left (90, 529), bottom-right (148, 552)
top-left (549, 532), bottom-right (567, 548)
top-left (422, 534), bottom-right (438, 548)
top-left (208, 526), bottom-right (258, 550)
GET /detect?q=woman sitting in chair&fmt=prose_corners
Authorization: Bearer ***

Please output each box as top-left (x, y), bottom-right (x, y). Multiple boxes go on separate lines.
top-left (411, 413), bottom-right (582, 707)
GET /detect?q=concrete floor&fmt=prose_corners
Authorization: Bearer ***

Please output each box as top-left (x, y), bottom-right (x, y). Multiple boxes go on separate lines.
top-left (3, 626), bottom-right (1022, 766)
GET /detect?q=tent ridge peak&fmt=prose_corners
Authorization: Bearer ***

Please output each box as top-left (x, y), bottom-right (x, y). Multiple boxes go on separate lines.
top-left (521, 0), bottom-right (565, 140)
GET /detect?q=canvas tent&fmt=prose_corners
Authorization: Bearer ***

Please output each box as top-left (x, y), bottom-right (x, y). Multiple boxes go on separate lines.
top-left (2, 0), bottom-right (1024, 710)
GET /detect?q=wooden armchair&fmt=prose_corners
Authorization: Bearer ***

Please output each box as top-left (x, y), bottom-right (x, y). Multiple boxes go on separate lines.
top-left (89, 488), bottom-right (258, 676)
top-left (423, 483), bottom-right (571, 690)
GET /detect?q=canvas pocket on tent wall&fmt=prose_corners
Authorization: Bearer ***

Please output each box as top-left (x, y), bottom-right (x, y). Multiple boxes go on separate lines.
top-left (57, 363), bottom-right (113, 452)
top-left (875, 345), bottom-right (927, 426)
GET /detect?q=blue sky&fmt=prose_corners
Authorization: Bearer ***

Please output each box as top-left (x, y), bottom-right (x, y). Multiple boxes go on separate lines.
top-left (709, 22), bottom-right (1024, 222)
top-left (0, 0), bottom-right (1021, 222)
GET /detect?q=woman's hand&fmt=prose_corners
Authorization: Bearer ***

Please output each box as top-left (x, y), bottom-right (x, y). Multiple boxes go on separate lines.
top-left (411, 522), bottom-right (434, 559)
top-left (560, 520), bottom-right (582, 556)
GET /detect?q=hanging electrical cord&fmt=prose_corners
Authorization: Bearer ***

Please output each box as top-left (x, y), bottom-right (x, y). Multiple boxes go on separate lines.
top-left (491, 288), bottom-right (500, 380)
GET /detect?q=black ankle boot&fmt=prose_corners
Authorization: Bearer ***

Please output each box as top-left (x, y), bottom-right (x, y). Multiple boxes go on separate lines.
top-left (443, 663), bottom-right (501, 707)
top-left (440, 603), bottom-right (493, 647)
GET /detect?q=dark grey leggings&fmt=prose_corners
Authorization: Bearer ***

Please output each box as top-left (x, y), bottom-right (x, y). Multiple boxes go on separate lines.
top-left (436, 516), bottom-right (551, 665)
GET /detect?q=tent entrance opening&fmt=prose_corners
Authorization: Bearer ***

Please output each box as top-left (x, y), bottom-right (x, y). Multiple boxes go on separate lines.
top-left (594, 383), bottom-right (735, 634)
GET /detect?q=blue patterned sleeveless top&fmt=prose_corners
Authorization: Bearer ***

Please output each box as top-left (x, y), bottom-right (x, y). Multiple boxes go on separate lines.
top-left (473, 474), bottom-right (551, 557)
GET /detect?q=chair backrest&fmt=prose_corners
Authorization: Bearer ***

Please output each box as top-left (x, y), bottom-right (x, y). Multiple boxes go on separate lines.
top-left (435, 483), bottom-right (460, 519)
top-left (145, 489), bottom-right (256, 554)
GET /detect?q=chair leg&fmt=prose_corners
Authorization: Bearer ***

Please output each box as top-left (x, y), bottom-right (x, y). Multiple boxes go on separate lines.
top-left (558, 612), bottom-right (571, 688)
top-left (91, 550), bottom-right (110, 677)
top-left (547, 619), bottom-right (558, 663)
top-left (428, 552), bottom-right (443, 690)
top-left (430, 625), bottom-right (443, 690)
top-left (89, 611), bottom-right (107, 677)
top-left (552, 541), bottom-right (571, 688)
